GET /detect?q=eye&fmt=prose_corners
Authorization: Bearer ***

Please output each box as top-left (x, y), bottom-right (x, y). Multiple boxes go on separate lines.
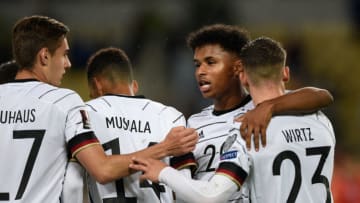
top-left (194, 62), bottom-right (200, 68)
top-left (207, 60), bottom-right (216, 65)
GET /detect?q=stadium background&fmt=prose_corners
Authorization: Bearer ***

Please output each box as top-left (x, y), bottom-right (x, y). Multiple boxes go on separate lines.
top-left (1, 0), bottom-right (359, 201)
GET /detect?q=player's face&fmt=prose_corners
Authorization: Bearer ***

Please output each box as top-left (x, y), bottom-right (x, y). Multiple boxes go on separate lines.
top-left (46, 37), bottom-right (71, 86)
top-left (193, 44), bottom-right (241, 101)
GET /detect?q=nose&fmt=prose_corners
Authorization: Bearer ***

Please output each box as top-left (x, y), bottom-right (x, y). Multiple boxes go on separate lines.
top-left (65, 57), bottom-right (71, 70)
top-left (196, 63), bottom-right (207, 76)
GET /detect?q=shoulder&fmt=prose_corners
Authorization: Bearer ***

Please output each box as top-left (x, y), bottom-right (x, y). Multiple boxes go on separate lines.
top-left (146, 99), bottom-right (185, 124)
top-left (32, 83), bottom-right (84, 111)
top-left (188, 105), bottom-right (214, 121)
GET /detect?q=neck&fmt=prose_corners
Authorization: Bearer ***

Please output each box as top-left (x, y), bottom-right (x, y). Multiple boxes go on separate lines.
top-left (213, 88), bottom-right (247, 111)
top-left (249, 82), bottom-right (285, 106)
top-left (104, 84), bottom-right (135, 96)
top-left (16, 68), bottom-right (46, 82)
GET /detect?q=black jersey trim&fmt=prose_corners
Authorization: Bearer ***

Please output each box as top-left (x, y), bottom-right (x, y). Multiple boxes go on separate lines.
top-left (8, 79), bottom-right (39, 83)
top-left (53, 92), bottom-right (77, 104)
top-left (67, 131), bottom-right (99, 158)
top-left (212, 95), bottom-right (251, 116)
top-left (142, 101), bottom-right (150, 110)
top-left (170, 152), bottom-right (197, 172)
top-left (86, 103), bottom-right (98, 112)
top-left (173, 114), bottom-right (184, 124)
top-left (216, 162), bottom-right (248, 187)
top-left (38, 88), bottom-right (59, 99)
top-left (104, 93), bottom-right (146, 99)
top-left (196, 121), bottom-right (227, 131)
top-left (101, 97), bottom-right (112, 107)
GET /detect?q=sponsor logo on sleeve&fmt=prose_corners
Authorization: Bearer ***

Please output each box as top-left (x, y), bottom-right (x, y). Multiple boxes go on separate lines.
top-left (220, 150), bottom-right (238, 160)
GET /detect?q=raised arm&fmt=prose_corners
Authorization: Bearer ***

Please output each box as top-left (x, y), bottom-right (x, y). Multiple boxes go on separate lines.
top-left (76, 127), bottom-right (198, 184)
top-left (237, 87), bottom-right (333, 150)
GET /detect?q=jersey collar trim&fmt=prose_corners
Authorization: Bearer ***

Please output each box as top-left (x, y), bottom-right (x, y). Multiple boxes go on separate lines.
top-left (212, 94), bottom-right (252, 116)
top-left (9, 79), bottom-right (39, 83)
top-left (104, 93), bottom-right (146, 99)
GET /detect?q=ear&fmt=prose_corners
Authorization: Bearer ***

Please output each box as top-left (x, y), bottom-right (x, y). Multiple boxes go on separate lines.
top-left (93, 77), bottom-right (104, 96)
top-left (131, 80), bottom-right (139, 95)
top-left (239, 68), bottom-right (249, 87)
top-left (282, 66), bottom-right (290, 83)
top-left (39, 48), bottom-right (49, 66)
top-left (233, 59), bottom-right (243, 76)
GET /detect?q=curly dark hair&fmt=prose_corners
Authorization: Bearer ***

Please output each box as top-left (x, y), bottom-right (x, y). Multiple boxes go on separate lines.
top-left (186, 24), bottom-right (250, 57)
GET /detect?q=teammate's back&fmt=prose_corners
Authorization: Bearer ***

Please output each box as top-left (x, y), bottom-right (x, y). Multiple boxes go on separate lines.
top-left (0, 80), bottom-right (91, 202)
top-left (246, 112), bottom-right (335, 203)
top-left (84, 47), bottom-right (186, 203)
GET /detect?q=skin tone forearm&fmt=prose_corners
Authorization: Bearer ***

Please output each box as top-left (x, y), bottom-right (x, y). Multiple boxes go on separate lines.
top-left (267, 87), bottom-right (333, 115)
top-left (236, 87), bottom-right (333, 150)
top-left (76, 127), bottom-right (198, 184)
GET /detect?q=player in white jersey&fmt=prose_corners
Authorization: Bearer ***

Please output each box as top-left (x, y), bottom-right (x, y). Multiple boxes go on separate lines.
top-left (84, 47), bottom-right (188, 202)
top-left (0, 15), bottom-right (198, 203)
top-left (170, 24), bottom-right (333, 202)
top-left (129, 37), bottom-right (335, 203)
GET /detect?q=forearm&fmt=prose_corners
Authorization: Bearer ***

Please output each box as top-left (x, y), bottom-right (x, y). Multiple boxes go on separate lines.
top-left (159, 167), bottom-right (237, 203)
top-left (266, 87), bottom-right (333, 115)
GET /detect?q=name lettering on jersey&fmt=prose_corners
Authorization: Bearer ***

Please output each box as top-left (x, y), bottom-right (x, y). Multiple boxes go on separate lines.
top-left (0, 109), bottom-right (36, 124)
top-left (282, 127), bottom-right (314, 143)
top-left (106, 116), bottom-right (151, 133)
top-left (220, 150), bottom-right (237, 160)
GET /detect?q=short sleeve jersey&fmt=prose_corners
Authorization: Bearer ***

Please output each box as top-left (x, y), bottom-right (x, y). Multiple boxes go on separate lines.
top-left (0, 80), bottom-right (98, 203)
top-left (173, 95), bottom-right (252, 202)
top-left (85, 94), bottom-right (185, 203)
top-left (217, 112), bottom-right (336, 203)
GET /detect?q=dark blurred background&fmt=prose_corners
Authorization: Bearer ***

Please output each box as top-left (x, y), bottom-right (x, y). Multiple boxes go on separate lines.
top-left (1, 0), bottom-right (360, 201)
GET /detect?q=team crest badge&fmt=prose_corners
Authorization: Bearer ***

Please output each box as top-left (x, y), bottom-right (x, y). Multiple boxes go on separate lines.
top-left (80, 110), bottom-right (91, 129)
top-left (221, 133), bottom-right (237, 154)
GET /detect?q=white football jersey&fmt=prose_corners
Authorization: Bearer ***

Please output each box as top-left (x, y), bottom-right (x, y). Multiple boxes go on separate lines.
top-left (217, 112), bottom-right (335, 203)
top-left (0, 80), bottom-right (98, 203)
top-left (178, 95), bottom-right (252, 203)
top-left (85, 94), bottom-right (185, 203)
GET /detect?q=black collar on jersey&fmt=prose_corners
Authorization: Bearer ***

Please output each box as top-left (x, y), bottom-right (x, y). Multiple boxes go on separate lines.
top-left (104, 93), bottom-right (146, 99)
top-left (8, 79), bottom-right (39, 83)
top-left (212, 94), bottom-right (252, 116)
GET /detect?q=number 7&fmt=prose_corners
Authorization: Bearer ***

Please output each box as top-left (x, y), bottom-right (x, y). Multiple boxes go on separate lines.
top-left (0, 130), bottom-right (45, 200)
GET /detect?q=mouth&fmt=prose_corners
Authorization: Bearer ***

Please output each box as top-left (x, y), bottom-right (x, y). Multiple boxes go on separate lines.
top-left (198, 80), bottom-right (211, 93)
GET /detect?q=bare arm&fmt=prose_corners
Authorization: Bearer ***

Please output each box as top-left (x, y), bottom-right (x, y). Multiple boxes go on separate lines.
top-left (76, 127), bottom-right (198, 184)
top-left (236, 87), bottom-right (333, 150)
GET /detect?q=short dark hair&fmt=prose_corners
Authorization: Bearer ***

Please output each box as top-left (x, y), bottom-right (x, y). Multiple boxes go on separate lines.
top-left (240, 37), bottom-right (286, 83)
top-left (86, 47), bottom-right (134, 84)
top-left (0, 60), bottom-right (18, 84)
top-left (186, 24), bottom-right (250, 57)
top-left (12, 15), bottom-right (69, 69)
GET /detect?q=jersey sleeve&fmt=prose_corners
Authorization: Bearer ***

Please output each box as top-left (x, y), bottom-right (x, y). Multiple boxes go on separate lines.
top-left (159, 166), bottom-right (238, 203)
top-left (170, 152), bottom-right (197, 172)
top-left (216, 124), bottom-right (251, 189)
top-left (61, 93), bottom-right (100, 158)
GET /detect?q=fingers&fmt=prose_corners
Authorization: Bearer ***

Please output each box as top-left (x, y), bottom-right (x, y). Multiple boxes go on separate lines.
top-left (234, 115), bottom-right (244, 122)
top-left (179, 128), bottom-right (198, 148)
top-left (260, 126), bottom-right (267, 147)
top-left (253, 127), bottom-right (260, 151)
top-left (129, 157), bottom-right (149, 172)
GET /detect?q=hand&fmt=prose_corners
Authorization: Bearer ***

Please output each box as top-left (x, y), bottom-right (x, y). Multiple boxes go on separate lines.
top-left (129, 157), bottom-right (168, 183)
top-left (234, 101), bottom-right (273, 151)
top-left (161, 127), bottom-right (198, 156)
